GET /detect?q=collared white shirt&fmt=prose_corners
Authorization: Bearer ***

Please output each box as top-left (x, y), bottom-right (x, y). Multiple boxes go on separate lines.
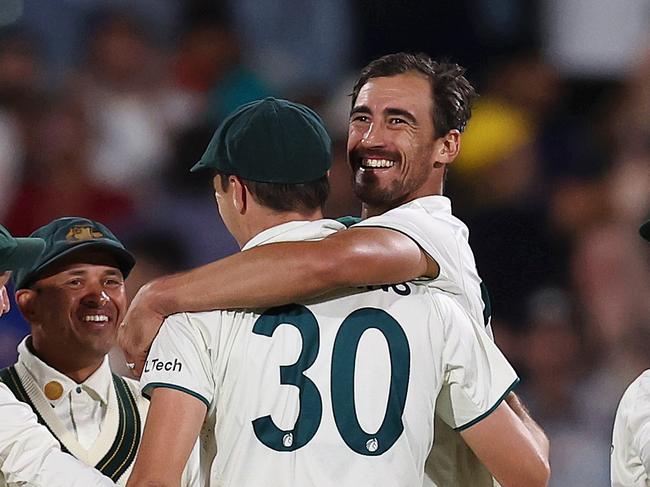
top-left (17, 338), bottom-right (110, 450)
top-left (10, 338), bottom-right (201, 486)
top-left (0, 383), bottom-right (116, 486)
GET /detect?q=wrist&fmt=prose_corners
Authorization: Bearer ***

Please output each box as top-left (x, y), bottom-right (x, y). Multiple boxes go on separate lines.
top-left (138, 277), bottom-right (173, 317)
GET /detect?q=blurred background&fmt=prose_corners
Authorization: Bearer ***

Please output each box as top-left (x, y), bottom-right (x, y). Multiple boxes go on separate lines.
top-left (0, 1), bottom-right (649, 484)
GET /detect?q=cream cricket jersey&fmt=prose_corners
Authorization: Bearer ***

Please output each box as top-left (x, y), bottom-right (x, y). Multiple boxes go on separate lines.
top-left (1, 340), bottom-right (200, 487)
top-left (141, 219), bottom-right (518, 487)
top-left (0, 383), bottom-right (116, 486)
top-left (353, 195), bottom-right (489, 335)
top-left (612, 370), bottom-right (650, 486)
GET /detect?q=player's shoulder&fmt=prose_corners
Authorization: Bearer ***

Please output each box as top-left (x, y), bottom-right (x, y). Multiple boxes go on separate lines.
top-left (355, 196), bottom-right (467, 237)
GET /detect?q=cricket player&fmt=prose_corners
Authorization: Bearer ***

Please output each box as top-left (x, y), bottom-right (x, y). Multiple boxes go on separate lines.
top-left (611, 220), bottom-right (650, 486)
top-left (0, 224), bottom-right (116, 486)
top-left (127, 97), bottom-right (549, 487)
top-left (120, 53), bottom-right (549, 484)
top-left (2, 218), bottom-right (199, 486)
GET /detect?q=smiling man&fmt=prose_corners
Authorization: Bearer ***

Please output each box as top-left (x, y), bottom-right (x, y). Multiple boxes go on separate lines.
top-left (0, 217), bottom-right (164, 486)
top-left (0, 224), bottom-right (116, 486)
top-left (120, 53), bottom-right (549, 485)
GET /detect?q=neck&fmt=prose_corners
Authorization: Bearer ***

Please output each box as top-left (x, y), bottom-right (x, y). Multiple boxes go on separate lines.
top-left (361, 174), bottom-right (445, 219)
top-left (29, 337), bottom-right (104, 383)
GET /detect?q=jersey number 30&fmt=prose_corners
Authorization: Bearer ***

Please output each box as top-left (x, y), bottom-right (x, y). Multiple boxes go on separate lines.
top-left (252, 304), bottom-right (410, 456)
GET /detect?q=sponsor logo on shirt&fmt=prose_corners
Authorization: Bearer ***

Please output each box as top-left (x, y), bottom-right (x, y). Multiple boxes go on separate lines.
top-left (144, 357), bottom-right (183, 373)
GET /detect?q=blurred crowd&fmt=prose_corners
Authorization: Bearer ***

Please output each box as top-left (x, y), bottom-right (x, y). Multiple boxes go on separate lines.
top-left (0, 1), bottom-right (648, 486)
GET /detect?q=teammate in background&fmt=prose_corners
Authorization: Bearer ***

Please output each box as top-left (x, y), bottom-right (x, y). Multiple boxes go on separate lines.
top-left (0, 224), bottom-right (116, 486)
top-left (119, 53), bottom-right (549, 483)
top-left (611, 220), bottom-right (650, 486)
top-left (2, 218), bottom-right (198, 487)
top-left (127, 97), bottom-right (548, 487)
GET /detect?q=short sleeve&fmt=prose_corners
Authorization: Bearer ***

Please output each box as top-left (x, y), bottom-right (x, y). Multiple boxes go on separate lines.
top-left (140, 312), bottom-right (216, 408)
top-left (353, 205), bottom-right (460, 281)
top-left (432, 296), bottom-right (518, 430)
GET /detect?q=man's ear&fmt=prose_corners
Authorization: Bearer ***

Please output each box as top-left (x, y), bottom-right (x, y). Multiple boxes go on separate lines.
top-left (16, 289), bottom-right (37, 321)
top-left (230, 175), bottom-right (247, 214)
top-left (433, 129), bottom-right (461, 168)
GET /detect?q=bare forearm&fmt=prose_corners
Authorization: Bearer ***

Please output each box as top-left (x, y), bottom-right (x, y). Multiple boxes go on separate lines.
top-left (146, 229), bottom-right (428, 316)
top-left (148, 242), bottom-right (333, 316)
top-left (505, 392), bottom-right (550, 459)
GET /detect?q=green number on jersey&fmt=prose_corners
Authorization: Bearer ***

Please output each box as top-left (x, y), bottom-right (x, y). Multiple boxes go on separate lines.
top-left (252, 304), bottom-right (410, 456)
top-left (251, 304), bottom-right (322, 451)
top-left (331, 308), bottom-right (410, 455)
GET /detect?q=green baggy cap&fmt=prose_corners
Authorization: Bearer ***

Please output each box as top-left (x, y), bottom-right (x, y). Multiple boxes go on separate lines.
top-left (191, 97), bottom-right (331, 183)
top-left (0, 225), bottom-right (45, 273)
top-left (14, 217), bottom-right (135, 290)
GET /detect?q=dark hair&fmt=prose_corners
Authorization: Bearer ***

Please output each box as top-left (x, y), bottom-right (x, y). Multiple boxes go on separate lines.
top-left (351, 52), bottom-right (478, 138)
top-left (215, 172), bottom-right (329, 213)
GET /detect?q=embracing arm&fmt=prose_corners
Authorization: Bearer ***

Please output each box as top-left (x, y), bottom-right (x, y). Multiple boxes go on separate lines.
top-left (150, 226), bottom-right (432, 313)
top-left (120, 227), bottom-right (435, 373)
top-left (126, 388), bottom-right (206, 487)
top-left (460, 402), bottom-right (550, 487)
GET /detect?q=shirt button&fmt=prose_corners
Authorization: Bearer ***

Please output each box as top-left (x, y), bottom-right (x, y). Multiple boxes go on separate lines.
top-left (76, 386), bottom-right (82, 394)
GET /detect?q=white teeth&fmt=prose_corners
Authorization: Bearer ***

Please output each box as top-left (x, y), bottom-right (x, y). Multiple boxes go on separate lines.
top-left (361, 158), bottom-right (395, 168)
top-left (82, 315), bottom-right (109, 323)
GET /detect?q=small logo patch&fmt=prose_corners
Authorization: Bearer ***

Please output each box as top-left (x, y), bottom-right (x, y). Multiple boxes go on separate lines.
top-left (66, 226), bottom-right (104, 241)
top-left (144, 357), bottom-right (183, 373)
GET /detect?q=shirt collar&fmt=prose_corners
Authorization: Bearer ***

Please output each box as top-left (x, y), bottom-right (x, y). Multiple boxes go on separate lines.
top-left (17, 336), bottom-right (113, 407)
top-left (241, 219), bottom-right (345, 251)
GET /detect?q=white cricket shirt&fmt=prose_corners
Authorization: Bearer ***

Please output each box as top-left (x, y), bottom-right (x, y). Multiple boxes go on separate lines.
top-left (141, 219), bottom-right (518, 486)
top-left (6, 338), bottom-right (199, 486)
top-left (612, 370), bottom-right (650, 486)
top-left (354, 195), bottom-right (499, 487)
top-left (353, 195), bottom-right (489, 334)
top-left (0, 383), bottom-right (116, 486)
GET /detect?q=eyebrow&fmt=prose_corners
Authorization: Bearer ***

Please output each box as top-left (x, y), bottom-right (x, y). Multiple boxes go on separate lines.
top-left (350, 105), bottom-right (371, 117)
top-left (350, 105), bottom-right (417, 124)
top-left (384, 107), bottom-right (417, 124)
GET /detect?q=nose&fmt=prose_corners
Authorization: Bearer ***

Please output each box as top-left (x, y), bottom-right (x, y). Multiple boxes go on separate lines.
top-left (360, 121), bottom-right (386, 148)
top-left (81, 285), bottom-right (111, 308)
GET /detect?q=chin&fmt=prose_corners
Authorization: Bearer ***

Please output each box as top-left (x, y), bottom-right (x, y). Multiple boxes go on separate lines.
top-left (353, 186), bottom-right (395, 209)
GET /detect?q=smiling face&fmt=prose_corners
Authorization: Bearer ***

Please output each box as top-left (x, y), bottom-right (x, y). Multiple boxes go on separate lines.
top-left (18, 248), bottom-right (127, 369)
top-left (348, 72), bottom-right (445, 215)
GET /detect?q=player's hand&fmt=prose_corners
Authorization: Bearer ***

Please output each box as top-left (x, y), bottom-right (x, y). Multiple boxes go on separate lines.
top-left (118, 282), bottom-right (166, 378)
